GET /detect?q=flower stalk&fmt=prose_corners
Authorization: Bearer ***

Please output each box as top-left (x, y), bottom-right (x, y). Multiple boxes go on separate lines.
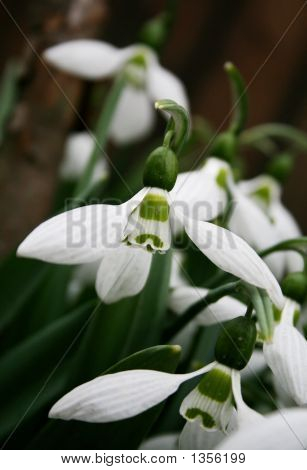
top-left (73, 74), bottom-right (126, 201)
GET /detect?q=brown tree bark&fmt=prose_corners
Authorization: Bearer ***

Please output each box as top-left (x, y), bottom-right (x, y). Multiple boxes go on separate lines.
top-left (0, 0), bottom-right (108, 256)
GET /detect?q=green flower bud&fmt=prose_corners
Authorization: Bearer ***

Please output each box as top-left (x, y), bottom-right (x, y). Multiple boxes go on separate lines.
top-left (214, 316), bottom-right (257, 370)
top-left (265, 153), bottom-right (294, 184)
top-left (139, 13), bottom-right (169, 51)
top-left (143, 146), bottom-right (178, 191)
top-left (281, 271), bottom-right (307, 304)
top-left (211, 131), bottom-right (238, 164)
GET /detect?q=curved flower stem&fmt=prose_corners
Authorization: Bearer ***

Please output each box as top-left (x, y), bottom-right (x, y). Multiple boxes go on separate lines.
top-left (241, 124), bottom-right (307, 152)
top-left (155, 99), bottom-right (190, 155)
top-left (224, 62), bottom-right (248, 136)
top-left (73, 75), bottom-right (126, 201)
top-left (163, 280), bottom-right (241, 341)
top-left (259, 237), bottom-right (307, 259)
top-left (248, 287), bottom-right (270, 340)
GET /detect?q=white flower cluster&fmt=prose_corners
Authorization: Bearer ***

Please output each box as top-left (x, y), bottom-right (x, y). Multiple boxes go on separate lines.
top-left (16, 38), bottom-right (307, 450)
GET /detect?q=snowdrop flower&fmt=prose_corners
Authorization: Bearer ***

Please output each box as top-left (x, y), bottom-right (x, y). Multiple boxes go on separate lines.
top-left (17, 181), bottom-right (284, 306)
top-left (49, 316), bottom-right (258, 437)
top-left (18, 122), bottom-right (284, 308)
top-left (229, 174), bottom-right (303, 278)
top-left (48, 359), bottom-right (254, 431)
top-left (60, 131), bottom-right (108, 184)
top-left (44, 40), bottom-right (188, 144)
top-left (263, 297), bottom-right (307, 405)
top-left (218, 407), bottom-right (307, 450)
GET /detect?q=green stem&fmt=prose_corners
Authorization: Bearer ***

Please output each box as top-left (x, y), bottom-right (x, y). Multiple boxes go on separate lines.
top-left (155, 99), bottom-right (190, 155)
top-left (241, 124), bottom-right (307, 152)
top-left (259, 237), bottom-right (307, 258)
top-left (73, 75), bottom-right (126, 201)
top-left (163, 281), bottom-right (241, 341)
top-left (262, 294), bottom-right (274, 339)
top-left (249, 287), bottom-right (269, 340)
top-left (224, 62), bottom-right (248, 136)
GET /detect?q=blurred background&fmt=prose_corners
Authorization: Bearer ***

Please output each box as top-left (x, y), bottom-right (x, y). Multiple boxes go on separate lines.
top-left (0, 0), bottom-right (307, 257)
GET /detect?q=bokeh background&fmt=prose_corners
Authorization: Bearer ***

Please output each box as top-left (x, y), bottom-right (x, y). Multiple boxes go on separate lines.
top-left (0, 0), bottom-right (307, 257)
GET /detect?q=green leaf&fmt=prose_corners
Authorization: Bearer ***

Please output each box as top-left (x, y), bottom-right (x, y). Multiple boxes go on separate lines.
top-left (0, 301), bottom-right (94, 448)
top-left (28, 345), bottom-right (181, 450)
top-left (22, 265), bottom-right (73, 334)
top-left (122, 250), bottom-right (172, 355)
top-left (0, 254), bottom-right (48, 333)
top-left (71, 297), bottom-right (139, 383)
top-left (0, 258), bottom-right (72, 352)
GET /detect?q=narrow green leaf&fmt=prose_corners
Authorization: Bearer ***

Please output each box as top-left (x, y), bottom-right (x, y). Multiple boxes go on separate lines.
top-left (0, 254), bottom-right (48, 332)
top-left (0, 301), bottom-right (94, 448)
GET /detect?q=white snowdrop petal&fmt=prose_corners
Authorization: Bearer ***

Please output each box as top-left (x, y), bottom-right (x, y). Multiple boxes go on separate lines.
top-left (148, 64), bottom-right (189, 110)
top-left (43, 40), bottom-right (127, 79)
top-left (141, 434), bottom-right (179, 450)
top-left (110, 86), bottom-right (155, 144)
top-left (49, 363), bottom-right (215, 423)
top-left (184, 219), bottom-right (284, 309)
top-left (271, 203), bottom-right (304, 273)
top-left (218, 408), bottom-right (307, 450)
top-left (95, 246), bottom-right (152, 303)
top-left (179, 421), bottom-right (225, 450)
top-left (170, 158), bottom-right (229, 224)
top-left (264, 323), bottom-right (307, 405)
top-left (229, 190), bottom-right (285, 279)
top-left (49, 370), bottom-right (184, 423)
top-left (231, 370), bottom-right (263, 426)
top-left (17, 205), bottom-right (123, 264)
top-left (17, 188), bottom-right (147, 264)
top-left (61, 131), bottom-right (108, 183)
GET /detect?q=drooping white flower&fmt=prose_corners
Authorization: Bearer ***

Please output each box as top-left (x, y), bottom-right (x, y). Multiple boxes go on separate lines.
top-left (60, 131), bottom-right (108, 184)
top-left (44, 40), bottom-right (188, 144)
top-left (49, 361), bottom-right (215, 422)
top-left (49, 358), bottom-right (258, 447)
top-left (230, 174), bottom-right (303, 278)
top-left (263, 297), bottom-right (307, 405)
top-left (218, 407), bottom-right (307, 450)
top-left (17, 180), bottom-right (284, 306)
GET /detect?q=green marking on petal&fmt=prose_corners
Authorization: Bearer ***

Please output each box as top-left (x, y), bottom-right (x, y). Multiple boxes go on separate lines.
top-left (216, 168), bottom-right (228, 189)
top-left (251, 185), bottom-right (271, 206)
top-left (273, 305), bottom-right (282, 323)
top-left (139, 194), bottom-right (170, 222)
top-left (129, 53), bottom-right (147, 68)
top-left (135, 233), bottom-right (164, 249)
top-left (185, 408), bottom-right (215, 428)
top-left (293, 309), bottom-right (300, 326)
top-left (197, 367), bottom-right (231, 403)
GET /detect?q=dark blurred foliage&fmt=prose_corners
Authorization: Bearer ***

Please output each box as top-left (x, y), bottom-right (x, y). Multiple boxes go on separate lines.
top-left (0, 0), bottom-right (307, 256)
